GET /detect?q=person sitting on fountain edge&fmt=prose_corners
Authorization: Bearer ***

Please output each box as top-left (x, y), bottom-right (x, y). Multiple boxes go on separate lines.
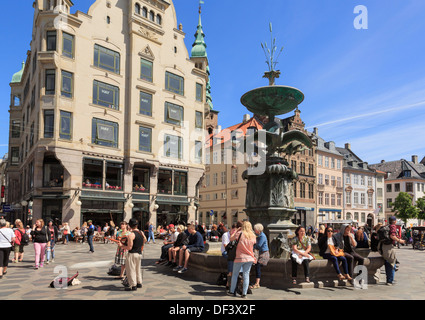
top-left (173, 224), bottom-right (204, 274)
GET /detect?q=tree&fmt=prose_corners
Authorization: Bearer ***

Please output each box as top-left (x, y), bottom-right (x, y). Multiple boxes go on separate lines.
top-left (392, 192), bottom-right (419, 225)
top-left (416, 197), bottom-right (425, 221)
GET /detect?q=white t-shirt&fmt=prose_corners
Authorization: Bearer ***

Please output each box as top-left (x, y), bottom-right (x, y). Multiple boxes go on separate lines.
top-left (169, 231), bottom-right (179, 243)
top-left (221, 231), bottom-right (230, 254)
top-left (0, 228), bottom-right (15, 248)
top-left (325, 237), bottom-right (334, 254)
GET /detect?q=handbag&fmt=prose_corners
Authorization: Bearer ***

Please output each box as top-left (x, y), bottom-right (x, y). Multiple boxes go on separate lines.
top-left (225, 233), bottom-right (242, 262)
top-left (257, 250), bottom-right (270, 266)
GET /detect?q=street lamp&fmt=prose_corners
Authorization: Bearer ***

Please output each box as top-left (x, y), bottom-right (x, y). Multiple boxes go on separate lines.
top-left (21, 200), bottom-right (28, 207)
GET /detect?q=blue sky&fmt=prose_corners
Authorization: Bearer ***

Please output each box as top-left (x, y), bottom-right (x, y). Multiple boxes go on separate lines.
top-left (1, 0), bottom-right (425, 164)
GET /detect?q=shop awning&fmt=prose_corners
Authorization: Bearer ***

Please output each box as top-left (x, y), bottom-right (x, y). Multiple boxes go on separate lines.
top-left (156, 195), bottom-right (190, 206)
top-left (33, 194), bottom-right (70, 200)
top-left (80, 191), bottom-right (125, 202)
top-left (319, 209), bottom-right (342, 212)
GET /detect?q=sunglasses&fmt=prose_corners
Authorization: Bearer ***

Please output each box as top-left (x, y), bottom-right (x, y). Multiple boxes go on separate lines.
top-left (327, 230), bottom-right (333, 233)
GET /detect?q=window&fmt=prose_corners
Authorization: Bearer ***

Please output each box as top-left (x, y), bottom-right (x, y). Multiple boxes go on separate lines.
top-left (346, 174), bottom-right (351, 184)
top-left (164, 102), bottom-right (183, 126)
top-left (291, 160), bottom-right (297, 171)
top-left (43, 156), bottom-right (63, 187)
top-left (149, 10), bottom-right (155, 21)
top-left (158, 169), bottom-right (173, 194)
top-left (93, 80), bottom-right (119, 110)
top-left (44, 110), bottom-right (54, 138)
top-left (213, 173), bottom-right (218, 186)
top-left (156, 14), bottom-right (162, 25)
top-left (195, 140), bottom-right (202, 163)
top-left (318, 192), bottom-right (323, 205)
top-left (45, 69), bottom-right (56, 95)
top-left (318, 155), bottom-right (323, 166)
top-left (231, 189), bottom-right (239, 199)
top-left (309, 184), bottom-right (314, 199)
top-left (325, 175), bottom-right (329, 185)
top-left (46, 30), bottom-right (57, 51)
top-left (406, 182), bottom-right (413, 192)
top-left (139, 126), bottom-right (152, 153)
top-left (195, 111), bottom-right (203, 129)
top-left (360, 176), bottom-right (365, 186)
top-left (325, 157), bottom-right (329, 167)
top-left (83, 159), bottom-right (103, 189)
top-left (395, 183), bottom-right (400, 192)
top-left (133, 167), bottom-right (149, 192)
top-left (331, 176), bottom-right (336, 186)
top-left (337, 159), bottom-right (341, 169)
top-left (377, 188), bottom-right (383, 198)
top-left (11, 120), bottom-right (20, 138)
top-left (105, 162), bottom-right (123, 190)
top-left (386, 184), bottom-right (392, 192)
top-left (61, 70), bottom-right (73, 98)
top-left (164, 134), bottom-right (183, 159)
top-left (318, 173), bottom-right (323, 185)
top-left (308, 164), bottom-right (314, 176)
top-left (135, 3), bottom-right (141, 14)
top-left (139, 92), bottom-right (152, 116)
top-left (368, 176), bottom-right (373, 186)
top-left (331, 158), bottom-right (335, 169)
top-left (337, 194), bottom-right (342, 206)
top-left (354, 192), bottom-right (359, 204)
top-left (30, 123), bottom-right (34, 148)
top-left (62, 32), bottom-right (74, 58)
top-left (165, 72), bottom-right (184, 96)
top-left (331, 194), bottom-right (336, 206)
top-left (174, 171), bottom-right (187, 195)
top-left (300, 183), bottom-right (306, 198)
top-left (92, 118), bottom-right (119, 148)
top-left (337, 177), bottom-right (342, 187)
top-left (11, 147), bottom-right (19, 165)
top-left (59, 111), bottom-right (72, 140)
top-left (368, 194), bottom-right (373, 206)
top-left (353, 175), bottom-right (359, 185)
top-left (94, 44), bottom-right (120, 74)
top-left (231, 167), bottom-right (238, 184)
top-left (196, 83), bottom-right (203, 102)
top-left (300, 162), bottom-right (306, 174)
top-left (387, 198), bottom-right (393, 208)
top-left (346, 191), bottom-right (351, 204)
top-left (13, 95), bottom-right (21, 107)
top-left (361, 193), bottom-right (365, 205)
top-left (325, 193), bottom-right (329, 205)
top-left (140, 59), bottom-right (153, 82)
top-left (221, 171), bottom-right (226, 185)
top-left (142, 7), bottom-right (148, 18)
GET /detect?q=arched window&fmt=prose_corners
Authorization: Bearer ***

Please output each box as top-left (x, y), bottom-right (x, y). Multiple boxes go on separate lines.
top-left (142, 7), bottom-right (148, 18)
top-left (156, 14), bottom-right (162, 25)
top-left (149, 11), bottom-right (155, 21)
top-left (135, 3), bottom-right (140, 15)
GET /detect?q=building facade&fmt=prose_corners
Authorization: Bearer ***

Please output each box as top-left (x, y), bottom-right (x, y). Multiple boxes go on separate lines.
top-left (312, 129), bottom-right (344, 225)
top-left (337, 144), bottom-right (377, 227)
top-left (6, 0), bottom-right (209, 229)
top-left (370, 155), bottom-right (425, 225)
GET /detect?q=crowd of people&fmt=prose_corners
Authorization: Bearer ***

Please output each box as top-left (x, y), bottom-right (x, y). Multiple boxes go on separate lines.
top-left (0, 215), bottom-right (410, 293)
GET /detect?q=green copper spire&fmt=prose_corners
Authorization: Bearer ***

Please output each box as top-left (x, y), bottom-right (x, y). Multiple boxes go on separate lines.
top-left (11, 62), bottom-right (25, 84)
top-left (191, 0), bottom-right (207, 58)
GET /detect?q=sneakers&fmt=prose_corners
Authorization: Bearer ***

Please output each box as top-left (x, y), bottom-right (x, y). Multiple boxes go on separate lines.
top-left (178, 267), bottom-right (188, 274)
top-left (164, 261), bottom-right (173, 267)
top-left (173, 266), bottom-right (183, 272)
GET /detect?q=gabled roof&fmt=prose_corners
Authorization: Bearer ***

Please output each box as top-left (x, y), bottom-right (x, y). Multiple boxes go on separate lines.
top-left (336, 146), bottom-right (373, 173)
top-left (206, 116), bottom-right (264, 148)
top-left (369, 159), bottom-right (425, 181)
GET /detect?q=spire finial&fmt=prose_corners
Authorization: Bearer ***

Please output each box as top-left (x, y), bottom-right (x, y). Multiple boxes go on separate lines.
top-left (199, 0), bottom-right (204, 14)
top-left (261, 23), bottom-right (284, 85)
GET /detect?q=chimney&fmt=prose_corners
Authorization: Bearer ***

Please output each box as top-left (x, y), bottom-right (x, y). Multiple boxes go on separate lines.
top-left (412, 155), bottom-right (418, 164)
top-left (243, 114), bottom-right (251, 123)
top-left (345, 143), bottom-right (351, 150)
top-left (313, 127), bottom-right (318, 135)
top-left (381, 160), bottom-right (385, 164)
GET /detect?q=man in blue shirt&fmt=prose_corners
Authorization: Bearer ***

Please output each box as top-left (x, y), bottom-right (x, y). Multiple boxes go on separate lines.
top-left (87, 220), bottom-right (96, 253)
top-left (173, 224), bottom-right (204, 274)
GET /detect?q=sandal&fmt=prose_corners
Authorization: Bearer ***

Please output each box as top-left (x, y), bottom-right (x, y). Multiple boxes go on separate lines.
top-left (249, 284), bottom-right (260, 289)
top-left (292, 278), bottom-right (297, 285)
top-left (345, 274), bottom-right (353, 281)
top-left (305, 277), bottom-right (310, 283)
top-left (337, 274), bottom-right (346, 281)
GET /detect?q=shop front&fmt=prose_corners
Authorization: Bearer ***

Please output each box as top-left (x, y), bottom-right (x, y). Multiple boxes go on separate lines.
top-left (156, 195), bottom-right (190, 227)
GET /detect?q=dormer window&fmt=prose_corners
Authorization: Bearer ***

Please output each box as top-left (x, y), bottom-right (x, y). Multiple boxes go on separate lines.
top-left (403, 170), bottom-right (411, 178)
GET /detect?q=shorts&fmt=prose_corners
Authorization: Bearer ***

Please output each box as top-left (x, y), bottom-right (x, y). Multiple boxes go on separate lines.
top-left (186, 247), bottom-right (203, 253)
top-left (14, 244), bottom-right (24, 254)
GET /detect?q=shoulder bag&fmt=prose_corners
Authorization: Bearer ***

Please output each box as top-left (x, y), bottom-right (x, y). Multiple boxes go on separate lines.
top-left (225, 233), bottom-right (242, 262)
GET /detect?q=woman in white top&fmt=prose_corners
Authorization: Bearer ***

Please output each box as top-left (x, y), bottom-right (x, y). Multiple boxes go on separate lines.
top-left (0, 219), bottom-right (16, 279)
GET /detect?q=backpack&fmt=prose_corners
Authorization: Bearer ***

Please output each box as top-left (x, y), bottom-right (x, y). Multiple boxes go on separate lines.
top-left (377, 225), bottom-right (393, 245)
top-left (18, 229), bottom-right (30, 246)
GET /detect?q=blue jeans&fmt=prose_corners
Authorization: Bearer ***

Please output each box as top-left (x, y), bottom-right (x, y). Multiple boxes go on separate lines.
top-left (230, 261), bottom-right (253, 295)
top-left (322, 253), bottom-right (349, 275)
top-left (385, 261), bottom-right (396, 284)
top-left (148, 231), bottom-right (155, 243)
top-left (46, 240), bottom-right (55, 261)
top-left (88, 235), bottom-right (94, 252)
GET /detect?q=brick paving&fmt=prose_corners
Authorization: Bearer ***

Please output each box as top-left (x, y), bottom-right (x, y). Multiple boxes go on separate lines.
top-left (0, 240), bottom-right (424, 300)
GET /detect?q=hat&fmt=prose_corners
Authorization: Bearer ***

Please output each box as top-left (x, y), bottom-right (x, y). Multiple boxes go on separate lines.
top-left (389, 216), bottom-right (397, 222)
top-left (168, 224), bottom-right (175, 229)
